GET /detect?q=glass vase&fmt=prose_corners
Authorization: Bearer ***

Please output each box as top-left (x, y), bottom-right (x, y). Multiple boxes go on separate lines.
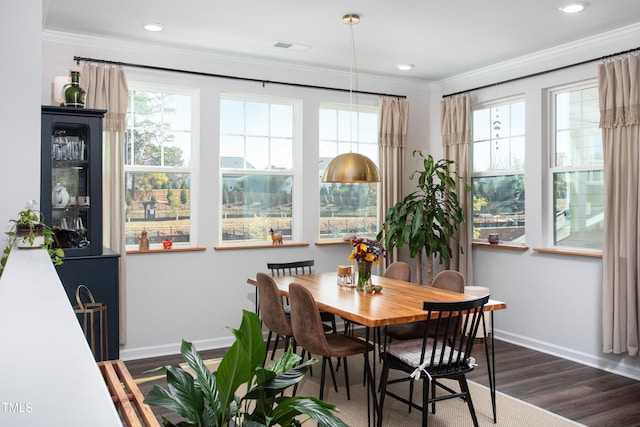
top-left (356, 260), bottom-right (373, 291)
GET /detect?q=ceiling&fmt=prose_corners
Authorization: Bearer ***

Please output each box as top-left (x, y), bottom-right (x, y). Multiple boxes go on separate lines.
top-left (43, 0), bottom-right (640, 81)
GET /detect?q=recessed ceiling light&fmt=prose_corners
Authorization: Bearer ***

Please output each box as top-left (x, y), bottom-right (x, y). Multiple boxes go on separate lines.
top-left (396, 64), bottom-right (415, 71)
top-left (559, 2), bottom-right (588, 13)
top-left (143, 22), bottom-right (165, 32)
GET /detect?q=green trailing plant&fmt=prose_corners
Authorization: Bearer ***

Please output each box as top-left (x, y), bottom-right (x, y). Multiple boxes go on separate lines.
top-left (0, 201), bottom-right (64, 277)
top-left (144, 309), bottom-right (348, 427)
top-left (377, 151), bottom-right (470, 285)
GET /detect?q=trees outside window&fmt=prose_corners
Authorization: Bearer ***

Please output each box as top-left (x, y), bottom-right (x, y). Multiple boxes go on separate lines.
top-left (219, 95), bottom-right (299, 244)
top-left (124, 84), bottom-right (196, 248)
top-left (318, 104), bottom-right (379, 240)
top-left (471, 98), bottom-right (525, 243)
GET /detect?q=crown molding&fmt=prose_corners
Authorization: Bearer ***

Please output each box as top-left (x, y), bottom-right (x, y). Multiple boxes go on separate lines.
top-left (42, 30), bottom-right (427, 95)
top-left (432, 22), bottom-right (640, 96)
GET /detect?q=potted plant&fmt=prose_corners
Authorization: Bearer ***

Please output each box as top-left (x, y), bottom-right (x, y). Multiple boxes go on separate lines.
top-left (377, 151), bottom-right (470, 285)
top-left (144, 309), bottom-right (348, 427)
top-left (0, 201), bottom-right (64, 277)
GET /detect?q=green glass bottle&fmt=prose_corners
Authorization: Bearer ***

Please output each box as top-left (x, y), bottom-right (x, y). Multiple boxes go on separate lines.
top-left (64, 70), bottom-right (86, 108)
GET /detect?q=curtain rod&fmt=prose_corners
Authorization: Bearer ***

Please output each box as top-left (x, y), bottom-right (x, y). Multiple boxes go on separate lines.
top-left (442, 46), bottom-right (640, 98)
top-left (73, 56), bottom-right (406, 99)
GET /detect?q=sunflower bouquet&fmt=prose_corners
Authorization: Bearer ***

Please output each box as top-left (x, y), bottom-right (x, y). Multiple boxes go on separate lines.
top-left (349, 238), bottom-right (385, 264)
top-left (348, 238), bottom-right (384, 290)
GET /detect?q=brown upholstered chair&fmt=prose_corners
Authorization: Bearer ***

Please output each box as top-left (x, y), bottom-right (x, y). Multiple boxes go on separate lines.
top-left (289, 282), bottom-right (374, 400)
top-left (431, 269), bottom-right (465, 293)
top-left (255, 272), bottom-right (294, 361)
top-left (383, 261), bottom-right (411, 282)
top-left (267, 260), bottom-right (337, 334)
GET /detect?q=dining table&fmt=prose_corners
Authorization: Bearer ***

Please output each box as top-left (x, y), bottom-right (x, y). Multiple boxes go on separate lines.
top-left (247, 271), bottom-right (507, 425)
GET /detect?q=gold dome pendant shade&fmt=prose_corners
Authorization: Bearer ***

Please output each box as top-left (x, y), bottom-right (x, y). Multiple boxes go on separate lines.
top-left (321, 152), bottom-right (380, 183)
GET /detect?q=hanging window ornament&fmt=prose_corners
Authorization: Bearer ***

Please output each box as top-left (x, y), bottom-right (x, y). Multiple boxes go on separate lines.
top-left (493, 111), bottom-right (501, 150)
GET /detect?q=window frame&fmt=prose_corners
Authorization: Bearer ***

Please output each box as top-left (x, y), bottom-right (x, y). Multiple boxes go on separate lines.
top-left (318, 102), bottom-right (380, 241)
top-left (124, 82), bottom-right (200, 250)
top-left (471, 96), bottom-right (526, 244)
top-left (218, 92), bottom-right (302, 247)
top-left (547, 79), bottom-right (603, 252)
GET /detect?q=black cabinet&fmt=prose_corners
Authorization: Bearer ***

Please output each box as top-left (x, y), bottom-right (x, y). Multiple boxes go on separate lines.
top-left (56, 249), bottom-right (120, 360)
top-left (42, 106), bottom-right (120, 361)
top-left (41, 106), bottom-right (106, 256)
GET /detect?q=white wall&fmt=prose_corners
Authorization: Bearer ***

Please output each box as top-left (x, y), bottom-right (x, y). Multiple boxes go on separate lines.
top-left (40, 31), bottom-right (430, 360)
top-left (428, 23), bottom-right (640, 380)
top-left (0, 3), bottom-right (42, 239)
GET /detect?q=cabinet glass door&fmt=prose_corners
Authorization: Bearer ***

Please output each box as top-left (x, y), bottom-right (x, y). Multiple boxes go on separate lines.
top-left (50, 124), bottom-right (91, 249)
top-left (41, 106), bottom-right (105, 256)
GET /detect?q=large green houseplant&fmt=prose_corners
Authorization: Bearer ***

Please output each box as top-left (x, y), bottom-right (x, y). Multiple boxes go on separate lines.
top-left (144, 309), bottom-right (348, 427)
top-left (377, 151), bottom-right (470, 285)
top-left (0, 201), bottom-right (64, 278)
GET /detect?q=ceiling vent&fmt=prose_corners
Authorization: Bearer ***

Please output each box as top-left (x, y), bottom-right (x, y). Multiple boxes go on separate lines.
top-left (273, 41), bottom-right (310, 52)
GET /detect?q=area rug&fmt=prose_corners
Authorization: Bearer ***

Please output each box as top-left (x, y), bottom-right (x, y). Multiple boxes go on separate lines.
top-left (138, 356), bottom-right (586, 427)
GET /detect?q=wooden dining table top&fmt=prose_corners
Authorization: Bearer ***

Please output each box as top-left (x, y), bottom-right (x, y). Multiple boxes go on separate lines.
top-left (247, 272), bottom-right (507, 328)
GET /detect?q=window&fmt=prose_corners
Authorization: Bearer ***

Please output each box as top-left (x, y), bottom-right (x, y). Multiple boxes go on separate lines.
top-left (219, 94), bottom-right (300, 244)
top-left (550, 82), bottom-right (603, 250)
top-left (124, 84), bottom-right (197, 248)
top-left (319, 103), bottom-right (379, 240)
top-left (472, 98), bottom-right (525, 243)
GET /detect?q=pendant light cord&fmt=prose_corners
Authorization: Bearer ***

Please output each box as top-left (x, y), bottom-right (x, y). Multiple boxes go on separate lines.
top-left (348, 19), bottom-right (360, 151)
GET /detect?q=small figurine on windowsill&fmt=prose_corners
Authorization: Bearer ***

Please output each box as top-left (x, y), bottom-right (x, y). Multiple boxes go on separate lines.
top-left (163, 238), bottom-right (173, 250)
top-left (269, 228), bottom-right (283, 245)
top-left (139, 229), bottom-right (150, 251)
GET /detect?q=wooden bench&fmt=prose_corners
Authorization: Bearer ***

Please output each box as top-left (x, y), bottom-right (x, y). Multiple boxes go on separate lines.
top-left (98, 360), bottom-right (160, 427)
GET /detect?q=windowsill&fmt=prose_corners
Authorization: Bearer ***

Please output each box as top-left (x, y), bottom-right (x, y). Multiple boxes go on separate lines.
top-left (472, 241), bottom-right (529, 251)
top-left (532, 247), bottom-right (602, 258)
top-left (127, 247), bottom-right (207, 255)
top-left (214, 242), bottom-right (310, 250)
top-left (315, 240), bottom-right (351, 246)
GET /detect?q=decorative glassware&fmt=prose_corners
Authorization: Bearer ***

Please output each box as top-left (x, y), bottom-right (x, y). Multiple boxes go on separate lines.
top-left (337, 265), bottom-right (353, 286)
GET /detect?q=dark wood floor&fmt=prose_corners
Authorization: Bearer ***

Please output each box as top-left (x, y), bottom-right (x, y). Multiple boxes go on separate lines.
top-left (126, 338), bottom-right (640, 427)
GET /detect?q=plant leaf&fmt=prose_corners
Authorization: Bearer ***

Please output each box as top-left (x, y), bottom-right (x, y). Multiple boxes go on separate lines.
top-left (179, 339), bottom-right (219, 412)
top-left (272, 396), bottom-right (349, 427)
top-left (216, 310), bottom-right (266, 422)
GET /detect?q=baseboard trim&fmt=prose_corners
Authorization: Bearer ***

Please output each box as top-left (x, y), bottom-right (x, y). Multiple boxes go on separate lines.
top-left (120, 322), bottom-right (364, 361)
top-left (495, 329), bottom-right (640, 381)
top-left (119, 335), bottom-right (237, 361)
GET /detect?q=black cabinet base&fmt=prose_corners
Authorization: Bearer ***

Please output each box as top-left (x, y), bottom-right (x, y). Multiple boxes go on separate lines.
top-left (56, 248), bottom-right (120, 360)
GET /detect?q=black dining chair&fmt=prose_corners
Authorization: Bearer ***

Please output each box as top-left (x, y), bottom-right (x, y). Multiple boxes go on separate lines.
top-left (267, 260), bottom-right (315, 277)
top-left (378, 294), bottom-right (490, 427)
top-left (383, 269), bottom-right (466, 411)
top-left (385, 270), bottom-right (465, 342)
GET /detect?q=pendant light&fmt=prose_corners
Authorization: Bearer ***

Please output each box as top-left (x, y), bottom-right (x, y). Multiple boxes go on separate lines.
top-left (322, 13), bottom-right (380, 183)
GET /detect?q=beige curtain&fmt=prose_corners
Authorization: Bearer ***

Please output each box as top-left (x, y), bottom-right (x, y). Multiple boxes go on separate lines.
top-left (378, 96), bottom-right (409, 265)
top-left (81, 63), bottom-right (129, 345)
top-left (440, 94), bottom-right (473, 284)
top-left (599, 55), bottom-right (640, 356)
